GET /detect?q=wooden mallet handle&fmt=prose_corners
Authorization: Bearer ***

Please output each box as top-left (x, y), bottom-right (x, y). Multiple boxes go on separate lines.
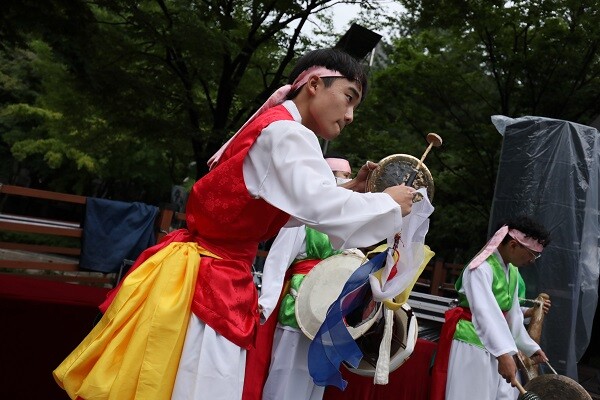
top-left (514, 380), bottom-right (527, 395)
top-left (514, 379), bottom-right (542, 400)
top-left (415, 133), bottom-right (443, 170)
top-left (405, 132), bottom-right (443, 187)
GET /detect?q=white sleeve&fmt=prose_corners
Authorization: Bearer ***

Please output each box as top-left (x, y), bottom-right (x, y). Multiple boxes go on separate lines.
top-left (243, 120), bottom-right (403, 249)
top-left (507, 288), bottom-right (541, 356)
top-left (257, 226), bottom-right (306, 322)
top-left (520, 306), bottom-right (532, 325)
top-left (462, 263), bottom-right (519, 358)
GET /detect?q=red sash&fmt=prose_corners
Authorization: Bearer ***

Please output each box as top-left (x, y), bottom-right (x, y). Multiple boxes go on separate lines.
top-left (429, 307), bottom-right (472, 400)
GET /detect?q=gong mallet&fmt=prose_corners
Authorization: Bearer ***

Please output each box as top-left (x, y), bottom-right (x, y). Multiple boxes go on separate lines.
top-left (515, 380), bottom-right (542, 400)
top-left (545, 360), bottom-right (559, 375)
top-left (405, 132), bottom-right (443, 187)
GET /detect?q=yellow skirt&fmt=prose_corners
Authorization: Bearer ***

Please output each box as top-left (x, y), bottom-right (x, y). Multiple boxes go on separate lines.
top-left (53, 242), bottom-right (219, 400)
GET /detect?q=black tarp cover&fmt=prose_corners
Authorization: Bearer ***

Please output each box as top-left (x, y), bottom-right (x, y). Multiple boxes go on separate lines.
top-left (490, 115), bottom-right (600, 379)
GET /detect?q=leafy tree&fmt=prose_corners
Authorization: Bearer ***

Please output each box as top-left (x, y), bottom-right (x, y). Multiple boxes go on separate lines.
top-left (1, 0), bottom-right (386, 200)
top-left (340, 0), bottom-right (600, 258)
top-left (0, 40), bottom-right (185, 201)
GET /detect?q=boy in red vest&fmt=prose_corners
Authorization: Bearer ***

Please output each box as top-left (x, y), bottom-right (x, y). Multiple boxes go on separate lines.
top-left (54, 48), bottom-right (417, 400)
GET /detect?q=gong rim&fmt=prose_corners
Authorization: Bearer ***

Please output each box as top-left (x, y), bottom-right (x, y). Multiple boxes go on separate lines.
top-left (366, 154), bottom-right (435, 201)
top-left (524, 374), bottom-right (592, 400)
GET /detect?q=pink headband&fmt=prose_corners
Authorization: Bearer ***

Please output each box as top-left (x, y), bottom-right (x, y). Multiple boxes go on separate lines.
top-left (325, 158), bottom-right (351, 173)
top-left (468, 225), bottom-right (544, 269)
top-left (207, 66), bottom-right (345, 170)
top-left (508, 229), bottom-right (544, 252)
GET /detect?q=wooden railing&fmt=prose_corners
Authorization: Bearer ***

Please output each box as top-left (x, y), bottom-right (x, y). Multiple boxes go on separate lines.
top-left (415, 258), bottom-right (463, 298)
top-left (0, 183), bottom-right (465, 295)
top-left (0, 184), bottom-right (171, 287)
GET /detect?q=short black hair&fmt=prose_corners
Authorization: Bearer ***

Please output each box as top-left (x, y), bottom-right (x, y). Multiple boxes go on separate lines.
top-left (286, 48), bottom-right (368, 101)
top-left (497, 216), bottom-right (551, 247)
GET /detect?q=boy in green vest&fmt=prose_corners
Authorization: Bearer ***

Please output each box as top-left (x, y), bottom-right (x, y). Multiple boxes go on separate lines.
top-left (431, 216), bottom-right (551, 399)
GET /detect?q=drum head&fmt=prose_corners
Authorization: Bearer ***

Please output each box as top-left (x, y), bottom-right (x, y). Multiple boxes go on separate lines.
top-left (366, 154), bottom-right (434, 201)
top-left (295, 253), bottom-right (381, 340)
top-left (524, 374), bottom-right (592, 400)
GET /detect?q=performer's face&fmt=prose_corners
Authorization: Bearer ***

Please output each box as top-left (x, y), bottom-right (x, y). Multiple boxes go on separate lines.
top-left (333, 170), bottom-right (352, 179)
top-left (509, 240), bottom-right (540, 267)
top-left (519, 244), bottom-right (541, 265)
top-left (305, 77), bottom-right (362, 141)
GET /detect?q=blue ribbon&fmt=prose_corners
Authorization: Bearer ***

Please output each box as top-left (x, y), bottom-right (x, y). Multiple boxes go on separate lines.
top-left (308, 250), bottom-right (388, 389)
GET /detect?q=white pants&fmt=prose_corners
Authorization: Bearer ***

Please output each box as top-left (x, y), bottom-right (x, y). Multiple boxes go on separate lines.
top-left (172, 314), bottom-right (246, 400)
top-left (446, 340), bottom-right (519, 400)
top-left (262, 325), bottom-right (325, 400)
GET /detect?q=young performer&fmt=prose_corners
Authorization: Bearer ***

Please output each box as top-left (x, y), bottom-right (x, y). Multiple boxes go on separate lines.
top-left (431, 216), bottom-right (550, 400)
top-left (324, 154), bottom-right (353, 182)
top-left (242, 156), bottom-right (359, 400)
top-left (53, 48), bottom-right (416, 400)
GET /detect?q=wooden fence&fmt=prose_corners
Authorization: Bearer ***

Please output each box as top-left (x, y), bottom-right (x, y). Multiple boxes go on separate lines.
top-left (0, 183), bottom-right (462, 296)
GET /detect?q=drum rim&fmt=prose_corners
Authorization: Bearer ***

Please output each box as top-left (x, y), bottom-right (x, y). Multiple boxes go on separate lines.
top-left (344, 303), bottom-right (419, 377)
top-left (295, 253), bottom-right (381, 340)
top-left (366, 153), bottom-right (435, 201)
top-left (524, 373), bottom-right (592, 399)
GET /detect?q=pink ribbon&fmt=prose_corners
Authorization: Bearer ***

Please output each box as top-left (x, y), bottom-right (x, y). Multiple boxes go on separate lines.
top-left (468, 225), bottom-right (509, 270)
top-left (468, 225), bottom-right (544, 269)
top-left (509, 229), bottom-right (544, 252)
top-left (207, 66), bottom-right (344, 170)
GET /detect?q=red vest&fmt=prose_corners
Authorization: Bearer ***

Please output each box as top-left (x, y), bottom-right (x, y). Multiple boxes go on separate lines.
top-left (101, 105), bottom-right (293, 349)
top-left (187, 105), bottom-right (293, 348)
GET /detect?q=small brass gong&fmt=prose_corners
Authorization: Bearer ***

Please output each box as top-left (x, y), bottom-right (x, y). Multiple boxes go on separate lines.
top-left (366, 154), bottom-right (435, 202)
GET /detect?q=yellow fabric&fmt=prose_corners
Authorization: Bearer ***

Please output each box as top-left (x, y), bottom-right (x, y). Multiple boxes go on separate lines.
top-left (53, 242), bottom-right (219, 400)
top-left (370, 245), bottom-right (435, 311)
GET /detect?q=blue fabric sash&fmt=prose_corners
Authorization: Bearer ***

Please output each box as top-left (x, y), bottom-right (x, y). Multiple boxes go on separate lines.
top-left (308, 250), bottom-right (388, 390)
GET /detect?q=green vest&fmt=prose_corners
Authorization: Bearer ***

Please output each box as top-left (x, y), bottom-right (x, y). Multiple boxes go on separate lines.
top-left (277, 227), bottom-right (341, 328)
top-left (453, 253), bottom-right (518, 349)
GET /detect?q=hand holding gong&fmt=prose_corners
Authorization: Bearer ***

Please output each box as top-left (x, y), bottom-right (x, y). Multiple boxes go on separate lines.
top-left (366, 132), bottom-right (442, 201)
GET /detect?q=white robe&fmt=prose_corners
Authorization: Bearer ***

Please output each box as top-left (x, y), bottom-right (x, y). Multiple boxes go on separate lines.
top-left (262, 325), bottom-right (324, 400)
top-left (446, 251), bottom-right (541, 400)
top-left (257, 225), bottom-right (316, 400)
top-left (259, 226), bottom-right (307, 322)
top-left (172, 101), bottom-right (404, 400)
top-left (259, 226), bottom-right (365, 400)
top-left (257, 226), bottom-right (322, 400)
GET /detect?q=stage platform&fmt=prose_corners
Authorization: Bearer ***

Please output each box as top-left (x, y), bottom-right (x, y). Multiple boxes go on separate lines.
top-left (1, 273), bottom-right (598, 399)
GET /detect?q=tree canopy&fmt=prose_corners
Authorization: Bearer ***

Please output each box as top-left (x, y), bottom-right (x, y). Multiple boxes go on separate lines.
top-left (1, 0), bottom-right (376, 198)
top-left (2, 0), bottom-right (599, 258)
top-left (328, 0), bottom-right (600, 257)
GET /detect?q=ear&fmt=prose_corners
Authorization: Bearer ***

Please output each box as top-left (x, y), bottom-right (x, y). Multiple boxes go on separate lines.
top-left (508, 239), bottom-right (519, 250)
top-left (306, 75), bottom-right (320, 95)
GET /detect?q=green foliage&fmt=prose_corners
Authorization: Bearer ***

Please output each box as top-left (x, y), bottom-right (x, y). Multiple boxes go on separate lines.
top-left (1, 0), bottom-right (364, 194)
top-left (2, 0), bottom-right (599, 260)
top-left (348, 0), bottom-right (600, 257)
top-left (0, 40), bottom-right (187, 200)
